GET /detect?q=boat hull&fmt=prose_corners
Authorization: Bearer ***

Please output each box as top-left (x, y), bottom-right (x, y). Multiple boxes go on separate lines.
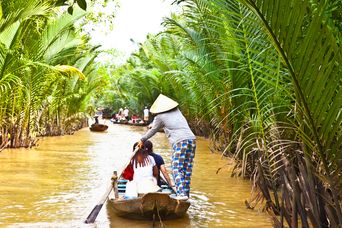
top-left (109, 192), bottom-right (190, 220)
top-left (111, 120), bottom-right (147, 126)
top-left (89, 124), bottom-right (108, 132)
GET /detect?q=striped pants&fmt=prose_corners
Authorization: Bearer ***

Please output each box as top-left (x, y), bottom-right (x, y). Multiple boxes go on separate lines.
top-left (172, 139), bottom-right (196, 197)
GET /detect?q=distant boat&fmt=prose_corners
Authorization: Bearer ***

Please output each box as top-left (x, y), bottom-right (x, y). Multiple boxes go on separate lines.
top-left (126, 122), bottom-right (148, 126)
top-left (89, 124), bottom-right (108, 132)
top-left (111, 119), bottom-right (128, 124)
top-left (111, 119), bottom-right (148, 126)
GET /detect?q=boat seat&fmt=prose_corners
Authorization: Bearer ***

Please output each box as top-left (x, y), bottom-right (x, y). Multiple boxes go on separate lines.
top-left (116, 178), bottom-right (174, 195)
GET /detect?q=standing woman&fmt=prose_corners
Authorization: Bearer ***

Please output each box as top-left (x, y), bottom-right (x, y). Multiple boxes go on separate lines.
top-left (138, 94), bottom-right (196, 200)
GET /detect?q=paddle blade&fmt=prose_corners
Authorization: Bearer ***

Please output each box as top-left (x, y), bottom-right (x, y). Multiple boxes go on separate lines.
top-left (84, 204), bottom-right (103, 224)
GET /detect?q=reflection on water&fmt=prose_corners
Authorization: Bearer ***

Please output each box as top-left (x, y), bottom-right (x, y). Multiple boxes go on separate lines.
top-left (0, 123), bottom-right (272, 227)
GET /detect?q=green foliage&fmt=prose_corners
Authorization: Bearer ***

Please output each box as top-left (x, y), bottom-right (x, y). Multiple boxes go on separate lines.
top-left (76, 0), bottom-right (87, 11)
top-left (0, 0), bottom-right (107, 147)
top-left (104, 0), bottom-right (341, 226)
top-left (53, 0), bottom-right (87, 13)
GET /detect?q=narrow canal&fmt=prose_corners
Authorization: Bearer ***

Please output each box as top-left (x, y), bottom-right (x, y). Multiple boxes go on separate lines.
top-left (0, 123), bottom-right (272, 227)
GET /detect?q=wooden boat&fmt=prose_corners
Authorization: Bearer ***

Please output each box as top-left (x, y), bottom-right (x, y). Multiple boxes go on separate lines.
top-left (89, 123), bottom-right (108, 132)
top-left (109, 178), bottom-right (190, 220)
top-left (111, 119), bottom-right (128, 124)
top-left (126, 122), bottom-right (148, 126)
top-left (111, 119), bottom-right (148, 126)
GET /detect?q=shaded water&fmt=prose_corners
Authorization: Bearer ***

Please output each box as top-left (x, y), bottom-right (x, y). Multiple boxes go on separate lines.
top-left (0, 123), bottom-right (272, 227)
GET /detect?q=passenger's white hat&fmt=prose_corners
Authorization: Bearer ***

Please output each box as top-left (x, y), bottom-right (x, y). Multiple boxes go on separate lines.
top-left (150, 94), bottom-right (179, 114)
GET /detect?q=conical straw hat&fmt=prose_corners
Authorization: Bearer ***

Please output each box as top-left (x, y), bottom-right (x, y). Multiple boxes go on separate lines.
top-left (150, 94), bottom-right (179, 114)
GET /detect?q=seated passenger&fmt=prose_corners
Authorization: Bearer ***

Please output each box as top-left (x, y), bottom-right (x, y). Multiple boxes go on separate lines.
top-left (125, 143), bottom-right (160, 197)
top-left (144, 140), bottom-right (174, 188)
top-left (131, 114), bottom-right (138, 123)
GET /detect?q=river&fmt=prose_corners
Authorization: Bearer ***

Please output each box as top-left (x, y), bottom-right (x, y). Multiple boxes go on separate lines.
top-left (0, 124), bottom-right (272, 227)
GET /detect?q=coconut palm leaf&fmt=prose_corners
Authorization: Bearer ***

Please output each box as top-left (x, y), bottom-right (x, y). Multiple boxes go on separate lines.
top-left (0, 21), bottom-right (20, 49)
top-left (95, 0), bottom-right (342, 226)
top-left (240, 0), bottom-right (341, 158)
top-left (0, 1), bottom-right (50, 33)
top-left (31, 9), bottom-right (86, 62)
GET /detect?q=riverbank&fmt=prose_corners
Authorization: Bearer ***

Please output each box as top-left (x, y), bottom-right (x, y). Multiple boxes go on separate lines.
top-left (0, 118), bottom-right (88, 150)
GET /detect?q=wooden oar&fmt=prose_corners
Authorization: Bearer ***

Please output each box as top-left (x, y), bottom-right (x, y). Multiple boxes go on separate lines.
top-left (84, 180), bottom-right (113, 224)
top-left (84, 146), bottom-right (139, 224)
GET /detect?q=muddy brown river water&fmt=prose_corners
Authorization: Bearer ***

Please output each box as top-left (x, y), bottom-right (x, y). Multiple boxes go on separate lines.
top-left (0, 123), bottom-right (272, 227)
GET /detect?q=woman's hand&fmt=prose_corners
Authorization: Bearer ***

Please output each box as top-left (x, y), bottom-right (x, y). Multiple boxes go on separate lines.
top-left (137, 140), bottom-right (144, 148)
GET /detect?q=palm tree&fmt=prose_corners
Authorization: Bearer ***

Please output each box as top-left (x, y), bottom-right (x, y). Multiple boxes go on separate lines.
top-left (0, 1), bottom-right (104, 147)
top-left (103, 0), bottom-right (341, 226)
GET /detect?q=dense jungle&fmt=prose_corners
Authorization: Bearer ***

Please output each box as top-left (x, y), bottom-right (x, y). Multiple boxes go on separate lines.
top-left (0, 0), bottom-right (341, 227)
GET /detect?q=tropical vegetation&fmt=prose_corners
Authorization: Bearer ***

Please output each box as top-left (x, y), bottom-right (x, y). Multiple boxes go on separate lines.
top-left (104, 0), bottom-right (341, 227)
top-left (1, 0), bottom-right (340, 226)
top-left (0, 0), bottom-right (106, 148)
